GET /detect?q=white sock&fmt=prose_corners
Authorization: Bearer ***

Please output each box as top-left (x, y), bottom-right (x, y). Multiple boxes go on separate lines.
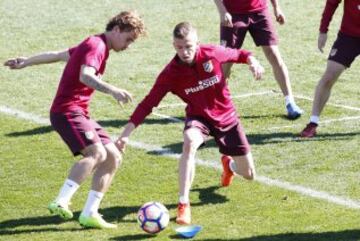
top-left (82, 190), bottom-right (104, 216)
top-left (179, 195), bottom-right (189, 204)
top-left (55, 179), bottom-right (79, 206)
top-left (285, 95), bottom-right (295, 106)
top-left (229, 159), bottom-right (237, 173)
top-left (310, 115), bottom-right (319, 124)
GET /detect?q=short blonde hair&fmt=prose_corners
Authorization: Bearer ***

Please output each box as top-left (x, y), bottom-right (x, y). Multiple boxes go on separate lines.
top-left (106, 11), bottom-right (146, 38)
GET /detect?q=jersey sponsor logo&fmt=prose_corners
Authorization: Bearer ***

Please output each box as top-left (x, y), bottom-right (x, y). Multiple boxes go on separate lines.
top-left (184, 75), bottom-right (220, 95)
top-left (330, 48), bottom-right (337, 57)
top-left (203, 60), bottom-right (214, 73)
top-left (85, 131), bottom-right (95, 140)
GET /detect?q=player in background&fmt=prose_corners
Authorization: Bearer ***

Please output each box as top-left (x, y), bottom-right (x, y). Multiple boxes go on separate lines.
top-left (4, 11), bottom-right (145, 228)
top-left (116, 22), bottom-right (264, 225)
top-left (214, 0), bottom-right (303, 120)
top-left (300, 0), bottom-right (360, 137)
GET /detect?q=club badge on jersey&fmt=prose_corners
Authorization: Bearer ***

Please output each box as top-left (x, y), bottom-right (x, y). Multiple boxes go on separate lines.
top-left (203, 60), bottom-right (214, 73)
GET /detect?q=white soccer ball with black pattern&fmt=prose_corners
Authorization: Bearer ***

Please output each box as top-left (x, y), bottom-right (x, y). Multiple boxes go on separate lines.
top-left (137, 201), bottom-right (170, 234)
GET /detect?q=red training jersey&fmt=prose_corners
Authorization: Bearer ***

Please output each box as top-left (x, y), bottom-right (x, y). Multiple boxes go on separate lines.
top-left (130, 44), bottom-right (251, 129)
top-left (320, 0), bottom-right (360, 37)
top-left (50, 34), bottom-right (109, 115)
top-left (223, 0), bottom-right (267, 14)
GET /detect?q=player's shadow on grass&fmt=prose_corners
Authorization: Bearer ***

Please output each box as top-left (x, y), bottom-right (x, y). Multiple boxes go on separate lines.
top-left (0, 186), bottom-right (226, 236)
top-left (191, 229), bottom-right (360, 241)
top-left (157, 130), bottom-right (360, 153)
top-left (5, 117), bottom-right (184, 137)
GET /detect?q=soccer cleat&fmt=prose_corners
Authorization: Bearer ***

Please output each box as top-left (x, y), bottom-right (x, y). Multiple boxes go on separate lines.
top-left (176, 203), bottom-right (191, 225)
top-left (300, 122), bottom-right (318, 138)
top-left (221, 155), bottom-right (234, 187)
top-left (48, 201), bottom-right (73, 220)
top-left (286, 103), bottom-right (304, 120)
top-left (79, 212), bottom-right (117, 229)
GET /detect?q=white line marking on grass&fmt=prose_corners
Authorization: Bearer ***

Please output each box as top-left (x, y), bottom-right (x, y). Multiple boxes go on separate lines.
top-left (156, 91), bottom-right (275, 109)
top-left (157, 103), bottom-right (186, 109)
top-left (151, 112), bottom-right (182, 122)
top-left (0, 106), bottom-right (49, 125)
top-left (231, 90), bottom-right (275, 99)
top-left (294, 94), bottom-right (360, 112)
top-left (2, 105), bottom-right (360, 209)
top-left (268, 115), bottom-right (360, 130)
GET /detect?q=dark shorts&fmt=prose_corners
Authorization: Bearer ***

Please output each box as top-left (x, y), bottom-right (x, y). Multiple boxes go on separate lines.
top-left (184, 117), bottom-right (250, 156)
top-left (328, 32), bottom-right (360, 68)
top-left (50, 112), bottom-right (112, 156)
top-left (220, 9), bottom-right (278, 48)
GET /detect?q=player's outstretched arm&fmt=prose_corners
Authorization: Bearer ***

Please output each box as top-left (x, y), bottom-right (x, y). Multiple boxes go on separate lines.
top-left (247, 56), bottom-right (265, 80)
top-left (80, 65), bottom-right (133, 106)
top-left (115, 122), bottom-right (136, 154)
top-left (3, 50), bottom-right (70, 69)
top-left (270, 0), bottom-right (285, 25)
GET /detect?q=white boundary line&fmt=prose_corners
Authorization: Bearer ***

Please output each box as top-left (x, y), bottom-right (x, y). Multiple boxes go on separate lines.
top-left (294, 94), bottom-right (360, 112)
top-left (151, 112), bottom-right (182, 123)
top-left (1, 105), bottom-right (360, 209)
top-left (156, 90), bottom-right (275, 109)
top-left (268, 115), bottom-right (360, 130)
top-left (231, 90), bottom-right (275, 99)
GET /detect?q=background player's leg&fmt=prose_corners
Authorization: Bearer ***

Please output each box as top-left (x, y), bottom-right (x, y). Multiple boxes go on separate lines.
top-left (300, 60), bottom-right (345, 138)
top-left (262, 45), bottom-right (303, 119)
top-left (311, 60), bottom-right (345, 118)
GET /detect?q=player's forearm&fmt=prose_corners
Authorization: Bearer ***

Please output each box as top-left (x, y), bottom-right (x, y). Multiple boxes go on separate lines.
top-left (270, 0), bottom-right (279, 9)
top-left (80, 72), bottom-right (116, 95)
top-left (24, 50), bottom-right (69, 67)
top-left (214, 0), bottom-right (227, 14)
top-left (120, 122), bottom-right (136, 138)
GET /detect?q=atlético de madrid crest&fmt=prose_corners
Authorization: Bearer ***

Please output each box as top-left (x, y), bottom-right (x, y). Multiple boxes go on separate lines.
top-left (203, 60), bottom-right (213, 73)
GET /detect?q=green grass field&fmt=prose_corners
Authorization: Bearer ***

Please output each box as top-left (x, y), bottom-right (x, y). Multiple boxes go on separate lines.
top-left (1, 0), bottom-right (360, 240)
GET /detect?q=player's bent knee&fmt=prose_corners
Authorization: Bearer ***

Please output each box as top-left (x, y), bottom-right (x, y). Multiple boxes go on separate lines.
top-left (105, 143), bottom-right (123, 170)
top-left (93, 145), bottom-right (107, 163)
top-left (82, 143), bottom-right (107, 164)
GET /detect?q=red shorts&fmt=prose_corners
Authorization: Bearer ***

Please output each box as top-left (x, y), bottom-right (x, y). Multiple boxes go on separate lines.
top-left (184, 117), bottom-right (250, 156)
top-left (220, 9), bottom-right (278, 48)
top-left (50, 111), bottom-right (112, 156)
top-left (328, 32), bottom-right (360, 68)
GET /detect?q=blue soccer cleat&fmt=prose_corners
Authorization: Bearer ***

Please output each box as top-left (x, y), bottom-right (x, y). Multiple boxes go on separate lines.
top-left (286, 103), bottom-right (304, 120)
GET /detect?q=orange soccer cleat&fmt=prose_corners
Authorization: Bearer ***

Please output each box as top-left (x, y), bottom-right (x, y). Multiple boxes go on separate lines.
top-left (221, 155), bottom-right (235, 187)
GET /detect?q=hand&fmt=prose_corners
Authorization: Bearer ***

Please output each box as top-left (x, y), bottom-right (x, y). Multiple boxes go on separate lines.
top-left (111, 88), bottom-right (133, 107)
top-left (274, 8), bottom-right (285, 25)
top-left (318, 32), bottom-right (327, 53)
top-left (4, 57), bottom-right (27, 69)
top-left (247, 56), bottom-right (265, 80)
top-left (115, 136), bottom-right (129, 154)
top-left (220, 12), bottom-right (233, 27)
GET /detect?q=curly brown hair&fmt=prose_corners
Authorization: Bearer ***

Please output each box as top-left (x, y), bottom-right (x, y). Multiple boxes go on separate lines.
top-left (106, 11), bottom-right (146, 38)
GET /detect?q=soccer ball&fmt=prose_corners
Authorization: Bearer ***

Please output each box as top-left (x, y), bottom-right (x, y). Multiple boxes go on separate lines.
top-left (137, 201), bottom-right (170, 234)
